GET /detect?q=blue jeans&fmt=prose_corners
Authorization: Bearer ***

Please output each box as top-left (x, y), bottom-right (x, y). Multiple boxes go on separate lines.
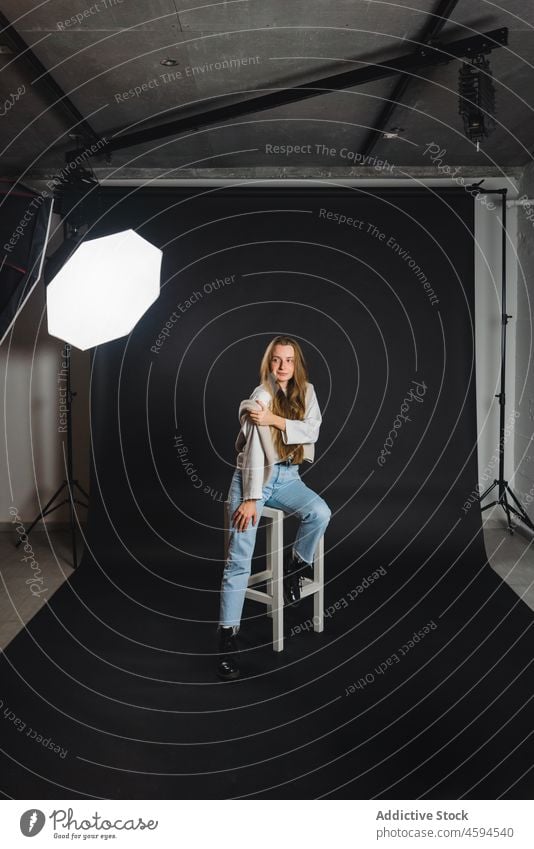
top-left (219, 461), bottom-right (331, 629)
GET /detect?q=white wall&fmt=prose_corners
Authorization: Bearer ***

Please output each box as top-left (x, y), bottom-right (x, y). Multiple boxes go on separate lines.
top-left (511, 163), bottom-right (534, 530)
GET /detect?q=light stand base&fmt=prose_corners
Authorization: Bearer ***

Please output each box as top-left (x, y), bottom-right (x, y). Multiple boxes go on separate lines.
top-left (15, 479), bottom-right (88, 569)
top-left (479, 478), bottom-right (534, 536)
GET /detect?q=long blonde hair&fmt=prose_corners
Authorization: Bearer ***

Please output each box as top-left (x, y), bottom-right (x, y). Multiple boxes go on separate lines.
top-left (259, 335), bottom-right (308, 463)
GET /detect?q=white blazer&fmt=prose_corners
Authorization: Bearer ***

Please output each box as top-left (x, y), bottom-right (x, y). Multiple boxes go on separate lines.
top-left (234, 382), bottom-right (322, 500)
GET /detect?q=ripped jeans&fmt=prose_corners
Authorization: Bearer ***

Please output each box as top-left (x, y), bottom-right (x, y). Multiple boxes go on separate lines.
top-left (218, 461), bottom-right (331, 629)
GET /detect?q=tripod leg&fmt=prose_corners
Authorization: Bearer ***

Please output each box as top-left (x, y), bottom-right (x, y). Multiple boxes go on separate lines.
top-left (499, 491), bottom-right (515, 535)
top-left (73, 480), bottom-right (90, 501)
top-left (15, 483), bottom-right (67, 545)
top-left (505, 485), bottom-right (534, 532)
top-left (478, 479), bottom-right (498, 502)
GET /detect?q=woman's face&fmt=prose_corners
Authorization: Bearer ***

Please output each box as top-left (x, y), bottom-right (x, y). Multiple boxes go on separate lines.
top-left (270, 344), bottom-right (295, 385)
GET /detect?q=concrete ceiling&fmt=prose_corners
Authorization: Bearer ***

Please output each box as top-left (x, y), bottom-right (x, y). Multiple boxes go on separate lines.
top-left (0, 0), bottom-right (533, 177)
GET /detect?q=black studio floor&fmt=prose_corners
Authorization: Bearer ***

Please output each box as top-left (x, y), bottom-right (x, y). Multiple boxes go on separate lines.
top-left (1, 508), bottom-right (534, 800)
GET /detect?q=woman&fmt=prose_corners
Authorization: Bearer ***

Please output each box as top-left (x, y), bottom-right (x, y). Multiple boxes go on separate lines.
top-left (216, 335), bottom-right (331, 680)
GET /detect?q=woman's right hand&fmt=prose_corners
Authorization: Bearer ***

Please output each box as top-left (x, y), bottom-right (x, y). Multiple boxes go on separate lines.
top-left (232, 499), bottom-right (257, 532)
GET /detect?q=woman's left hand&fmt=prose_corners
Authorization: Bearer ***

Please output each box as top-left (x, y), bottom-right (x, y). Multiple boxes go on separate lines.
top-left (248, 399), bottom-right (275, 427)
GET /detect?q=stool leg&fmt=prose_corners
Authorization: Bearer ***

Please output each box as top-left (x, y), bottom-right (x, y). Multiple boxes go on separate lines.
top-left (223, 501), bottom-right (229, 561)
top-left (266, 516), bottom-right (273, 619)
top-left (271, 511), bottom-right (284, 651)
top-left (313, 534), bottom-right (324, 633)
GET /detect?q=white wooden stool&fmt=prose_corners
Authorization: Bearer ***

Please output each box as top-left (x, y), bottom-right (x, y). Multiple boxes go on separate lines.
top-left (223, 501), bottom-right (325, 651)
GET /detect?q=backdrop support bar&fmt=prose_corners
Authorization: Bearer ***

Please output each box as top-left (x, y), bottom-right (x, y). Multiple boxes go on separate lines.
top-left (471, 187), bottom-right (534, 534)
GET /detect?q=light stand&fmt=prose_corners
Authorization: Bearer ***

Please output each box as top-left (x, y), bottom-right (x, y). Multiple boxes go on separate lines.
top-left (13, 171), bottom-right (161, 569)
top-left (16, 341), bottom-right (89, 568)
top-left (473, 186), bottom-right (534, 535)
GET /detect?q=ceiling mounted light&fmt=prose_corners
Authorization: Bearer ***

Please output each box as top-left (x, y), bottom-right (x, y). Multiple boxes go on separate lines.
top-left (458, 55), bottom-right (496, 150)
top-left (160, 57), bottom-right (178, 67)
top-left (383, 127), bottom-right (405, 139)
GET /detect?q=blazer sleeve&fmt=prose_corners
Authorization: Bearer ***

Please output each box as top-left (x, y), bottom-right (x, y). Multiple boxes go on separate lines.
top-left (240, 418), bottom-right (266, 500)
top-left (281, 383), bottom-right (322, 445)
top-left (238, 386), bottom-right (271, 426)
top-left (238, 387), bottom-right (272, 500)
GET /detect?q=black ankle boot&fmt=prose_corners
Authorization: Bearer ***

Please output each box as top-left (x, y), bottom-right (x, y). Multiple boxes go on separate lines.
top-left (283, 552), bottom-right (303, 605)
top-left (297, 558), bottom-right (314, 582)
top-left (216, 625), bottom-right (241, 680)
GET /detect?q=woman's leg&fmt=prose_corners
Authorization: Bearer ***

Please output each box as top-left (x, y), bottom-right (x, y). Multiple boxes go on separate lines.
top-left (265, 466), bottom-right (331, 566)
top-left (218, 467), bottom-right (275, 629)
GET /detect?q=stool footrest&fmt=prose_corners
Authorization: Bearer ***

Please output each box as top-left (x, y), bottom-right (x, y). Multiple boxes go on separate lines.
top-left (299, 579), bottom-right (320, 597)
top-left (245, 586), bottom-right (280, 605)
top-left (247, 569), bottom-right (271, 586)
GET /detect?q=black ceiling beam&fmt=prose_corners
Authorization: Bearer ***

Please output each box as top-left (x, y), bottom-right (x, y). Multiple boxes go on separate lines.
top-left (67, 26), bottom-right (507, 161)
top-left (361, 0), bottom-right (461, 156)
top-left (0, 11), bottom-right (100, 144)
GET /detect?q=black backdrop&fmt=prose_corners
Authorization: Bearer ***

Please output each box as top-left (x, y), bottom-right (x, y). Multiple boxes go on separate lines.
top-left (2, 186), bottom-right (534, 800)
